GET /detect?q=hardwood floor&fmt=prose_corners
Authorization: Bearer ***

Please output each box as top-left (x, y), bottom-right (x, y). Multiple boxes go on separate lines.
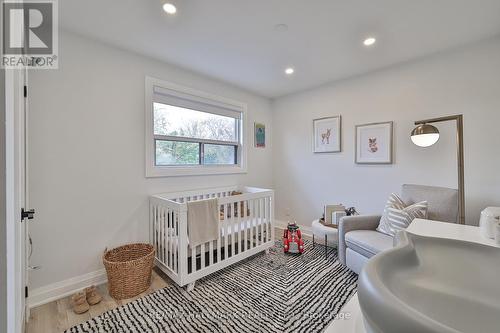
top-left (26, 268), bottom-right (173, 333)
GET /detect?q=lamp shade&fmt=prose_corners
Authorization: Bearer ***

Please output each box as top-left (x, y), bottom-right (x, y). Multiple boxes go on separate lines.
top-left (411, 124), bottom-right (440, 147)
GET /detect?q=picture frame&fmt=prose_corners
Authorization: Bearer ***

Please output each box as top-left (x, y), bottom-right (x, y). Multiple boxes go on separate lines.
top-left (313, 116), bottom-right (341, 153)
top-left (254, 122), bottom-right (265, 148)
top-left (332, 210), bottom-right (346, 227)
top-left (324, 204), bottom-right (345, 225)
top-left (355, 121), bottom-right (393, 164)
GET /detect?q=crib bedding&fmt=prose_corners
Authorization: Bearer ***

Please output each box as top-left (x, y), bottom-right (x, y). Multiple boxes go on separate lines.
top-left (155, 217), bottom-right (271, 257)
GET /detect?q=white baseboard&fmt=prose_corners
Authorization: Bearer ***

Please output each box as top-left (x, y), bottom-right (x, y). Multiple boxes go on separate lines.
top-left (28, 269), bottom-right (107, 309)
top-left (275, 219), bottom-right (313, 237)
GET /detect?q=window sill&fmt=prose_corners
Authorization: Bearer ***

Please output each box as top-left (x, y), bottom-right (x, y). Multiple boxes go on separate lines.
top-left (145, 165), bottom-right (248, 178)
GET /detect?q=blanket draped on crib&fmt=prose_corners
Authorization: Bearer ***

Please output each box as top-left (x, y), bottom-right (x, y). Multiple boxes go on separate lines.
top-left (187, 198), bottom-right (219, 247)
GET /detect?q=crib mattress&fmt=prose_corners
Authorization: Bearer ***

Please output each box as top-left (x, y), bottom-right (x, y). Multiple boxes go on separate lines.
top-left (155, 217), bottom-right (272, 257)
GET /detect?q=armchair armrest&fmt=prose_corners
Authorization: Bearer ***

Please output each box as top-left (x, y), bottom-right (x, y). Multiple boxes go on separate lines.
top-left (338, 215), bottom-right (382, 265)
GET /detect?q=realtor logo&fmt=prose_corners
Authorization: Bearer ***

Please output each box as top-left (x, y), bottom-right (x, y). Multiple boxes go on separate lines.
top-left (2, 0), bottom-right (58, 69)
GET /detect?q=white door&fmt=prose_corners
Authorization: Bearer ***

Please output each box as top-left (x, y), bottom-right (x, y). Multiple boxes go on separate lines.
top-left (5, 68), bottom-right (30, 333)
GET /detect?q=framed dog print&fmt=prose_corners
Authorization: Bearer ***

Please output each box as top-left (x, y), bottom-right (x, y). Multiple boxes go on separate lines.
top-left (313, 116), bottom-right (341, 153)
top-left (355, 121), bottom-right (393, 164)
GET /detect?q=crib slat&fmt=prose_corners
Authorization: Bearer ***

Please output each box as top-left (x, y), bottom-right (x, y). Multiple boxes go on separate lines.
top-left (227, 203), bottom-right (232, 258)
top-left (253, 199), bottom-right (258, 247)
top-left (174, 212), bottom-right (180, 273)
top-left (262, 199), bottom-right (266, 243)
top-left (260, 198), bottom-right (264, 244)
top-left (172, 209), bottom-right (176, 269)
top-left (265, 197), bottom-right (270, 242)
top-left (233, 202), bottom-right (238, 255)
top-left (157, 207), bottom-right (161, 263)
top-left (172, 209), bottom-right (176, 270)
top-left (229, 202), bottom-right (233, 257)
top-left (259, 198), bottom-right (263, 243)
top-left (258, 198), bottom-right (262, 246)
top-left (159, 207), bottom-right (163, 264)
top-left (150, 203), bottom-right (154, 252)
top-left (243, 200), bottom-right (250, 251)
top-left (168, 209), bottom-right (172, 271)
top-left (255, 199), bottom-right (259, 245)
top-left (167, 209), bottom-right (171, 267)
top-left (159, 206), bottom-right (162, 257)
top-left (167, 208), bottom-right (173, 268)
top-left (217, 233), bottom-right (221, 263)
top-left (254, 199), bottom-right (258, 246)
top-left (153, 205), bottom-right (157, 259)
top-left (217, 203), bottom-right (222, 263)
top-left (169, 209), bottom-right (172, 268)
top-left (249, 200), bottom-right (254, 249)
top-left (224, 203), bottom-right (229, 260)
top-left (255, 199), bottom-right (262, 245)
top-left (191, 244), bottom-right (196, 274)
top-left (262, 198), bottom-right (266, 243)
top-left (157, 206), bottom-right (160, 254)
top-left (163, 207), bottom-right (168, 264)
top-left (201, 243), bottom-right (205, 268)
top-left (174, 209), bottom-right (178, 269)
top-left (257, 199), bottom-right (261, 244)
top-left (230, 202), bottom-right (234, 256)
top-left (231, 203), bottom-right (237, 256)
top-left (236, 200), bottom-right (241, 254)
top-left (165, 208), bottom-right (169, 269)
top-left (209, 240), bottom-right (214, 266)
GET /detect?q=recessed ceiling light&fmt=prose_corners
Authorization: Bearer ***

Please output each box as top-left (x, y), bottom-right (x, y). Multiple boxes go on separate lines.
top-left (274, 24), bottom-right (289, 32)
top-left (163, 3), bottom-right (177, 14)
top-left (363, 37), bottom-right (376, 46)
top-left (285, 67), bottom-right (294, 75)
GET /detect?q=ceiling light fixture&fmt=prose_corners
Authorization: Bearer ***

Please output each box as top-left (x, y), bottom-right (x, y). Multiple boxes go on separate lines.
top-left (285, 67), bottom-right (294, 75)
top-left (163, 3), bottom-right (177, 14)
top-left (363, 37), bottom-right (376, 46)
top-left (274, 24), bottom-right (289, 32)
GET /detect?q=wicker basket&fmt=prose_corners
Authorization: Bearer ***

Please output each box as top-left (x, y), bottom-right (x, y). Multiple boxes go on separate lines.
top-left (103, 243), bottom-right (155, 300)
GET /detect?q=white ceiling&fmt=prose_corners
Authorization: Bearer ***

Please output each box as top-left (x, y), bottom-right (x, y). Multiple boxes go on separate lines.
top-left (60, 0), bottom-right (500, 98)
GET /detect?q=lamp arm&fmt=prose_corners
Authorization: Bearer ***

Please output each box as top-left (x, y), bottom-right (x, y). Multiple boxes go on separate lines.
top-left (415, 115), bottom-right (462, 125)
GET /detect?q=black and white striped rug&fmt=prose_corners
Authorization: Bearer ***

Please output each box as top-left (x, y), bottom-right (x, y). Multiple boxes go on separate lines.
top-left (66, 240), bottom-right (357, 333)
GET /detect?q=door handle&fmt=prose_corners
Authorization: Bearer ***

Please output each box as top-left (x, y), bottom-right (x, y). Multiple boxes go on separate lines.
top-left (21, 208), bottom-right (35, 221)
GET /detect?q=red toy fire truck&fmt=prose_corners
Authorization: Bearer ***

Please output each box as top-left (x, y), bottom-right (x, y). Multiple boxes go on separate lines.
top-left (283, 222), bottom-right (304, 254)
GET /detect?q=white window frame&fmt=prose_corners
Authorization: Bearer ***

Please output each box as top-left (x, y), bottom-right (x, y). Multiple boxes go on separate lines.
top-left (145, 76), bottom-right (247, 177)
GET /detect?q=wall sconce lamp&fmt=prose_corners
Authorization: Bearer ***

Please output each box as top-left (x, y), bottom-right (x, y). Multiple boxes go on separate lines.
top-left (410, 115), bottom-right (465, 224)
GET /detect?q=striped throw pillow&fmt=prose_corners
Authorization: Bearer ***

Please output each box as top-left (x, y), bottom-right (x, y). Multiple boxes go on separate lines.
top-left (376, 193), bottom-right (406, 235)
top-left (387, 201), bottom-right (428, 236)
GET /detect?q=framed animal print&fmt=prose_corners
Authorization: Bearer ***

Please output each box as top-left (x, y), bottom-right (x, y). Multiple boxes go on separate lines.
top-left (355, 121), bottom-right (393, 164)
top-left (254, 122), bottom-right (266, 148)
top-left (313, 116), bottom-right (341, 153)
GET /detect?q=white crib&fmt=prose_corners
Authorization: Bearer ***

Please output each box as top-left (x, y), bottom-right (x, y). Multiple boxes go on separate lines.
top-left (149, 186), bottom-right (274, 290)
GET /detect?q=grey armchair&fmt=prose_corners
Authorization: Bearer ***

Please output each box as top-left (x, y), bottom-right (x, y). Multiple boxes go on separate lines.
top-left (338, 184), bottom-right (459, 274)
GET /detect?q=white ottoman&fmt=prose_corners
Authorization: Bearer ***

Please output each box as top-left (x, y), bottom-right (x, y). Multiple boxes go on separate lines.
top-left (311, 219), bottom-right (338, 258)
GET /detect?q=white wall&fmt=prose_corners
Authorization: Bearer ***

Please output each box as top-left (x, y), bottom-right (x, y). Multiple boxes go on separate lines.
top-left (272, 37), bottom-right (500, 227)
top-left (28, 31), bottom-right (273, 289)
top-left (1, 68), bottom-right (7, 333)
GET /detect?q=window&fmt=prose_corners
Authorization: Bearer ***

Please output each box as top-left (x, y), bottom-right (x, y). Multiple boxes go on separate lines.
top-left (145, 77), bottom-right (247, 177)
top-left (153, 103), bottom-right (238, 166)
